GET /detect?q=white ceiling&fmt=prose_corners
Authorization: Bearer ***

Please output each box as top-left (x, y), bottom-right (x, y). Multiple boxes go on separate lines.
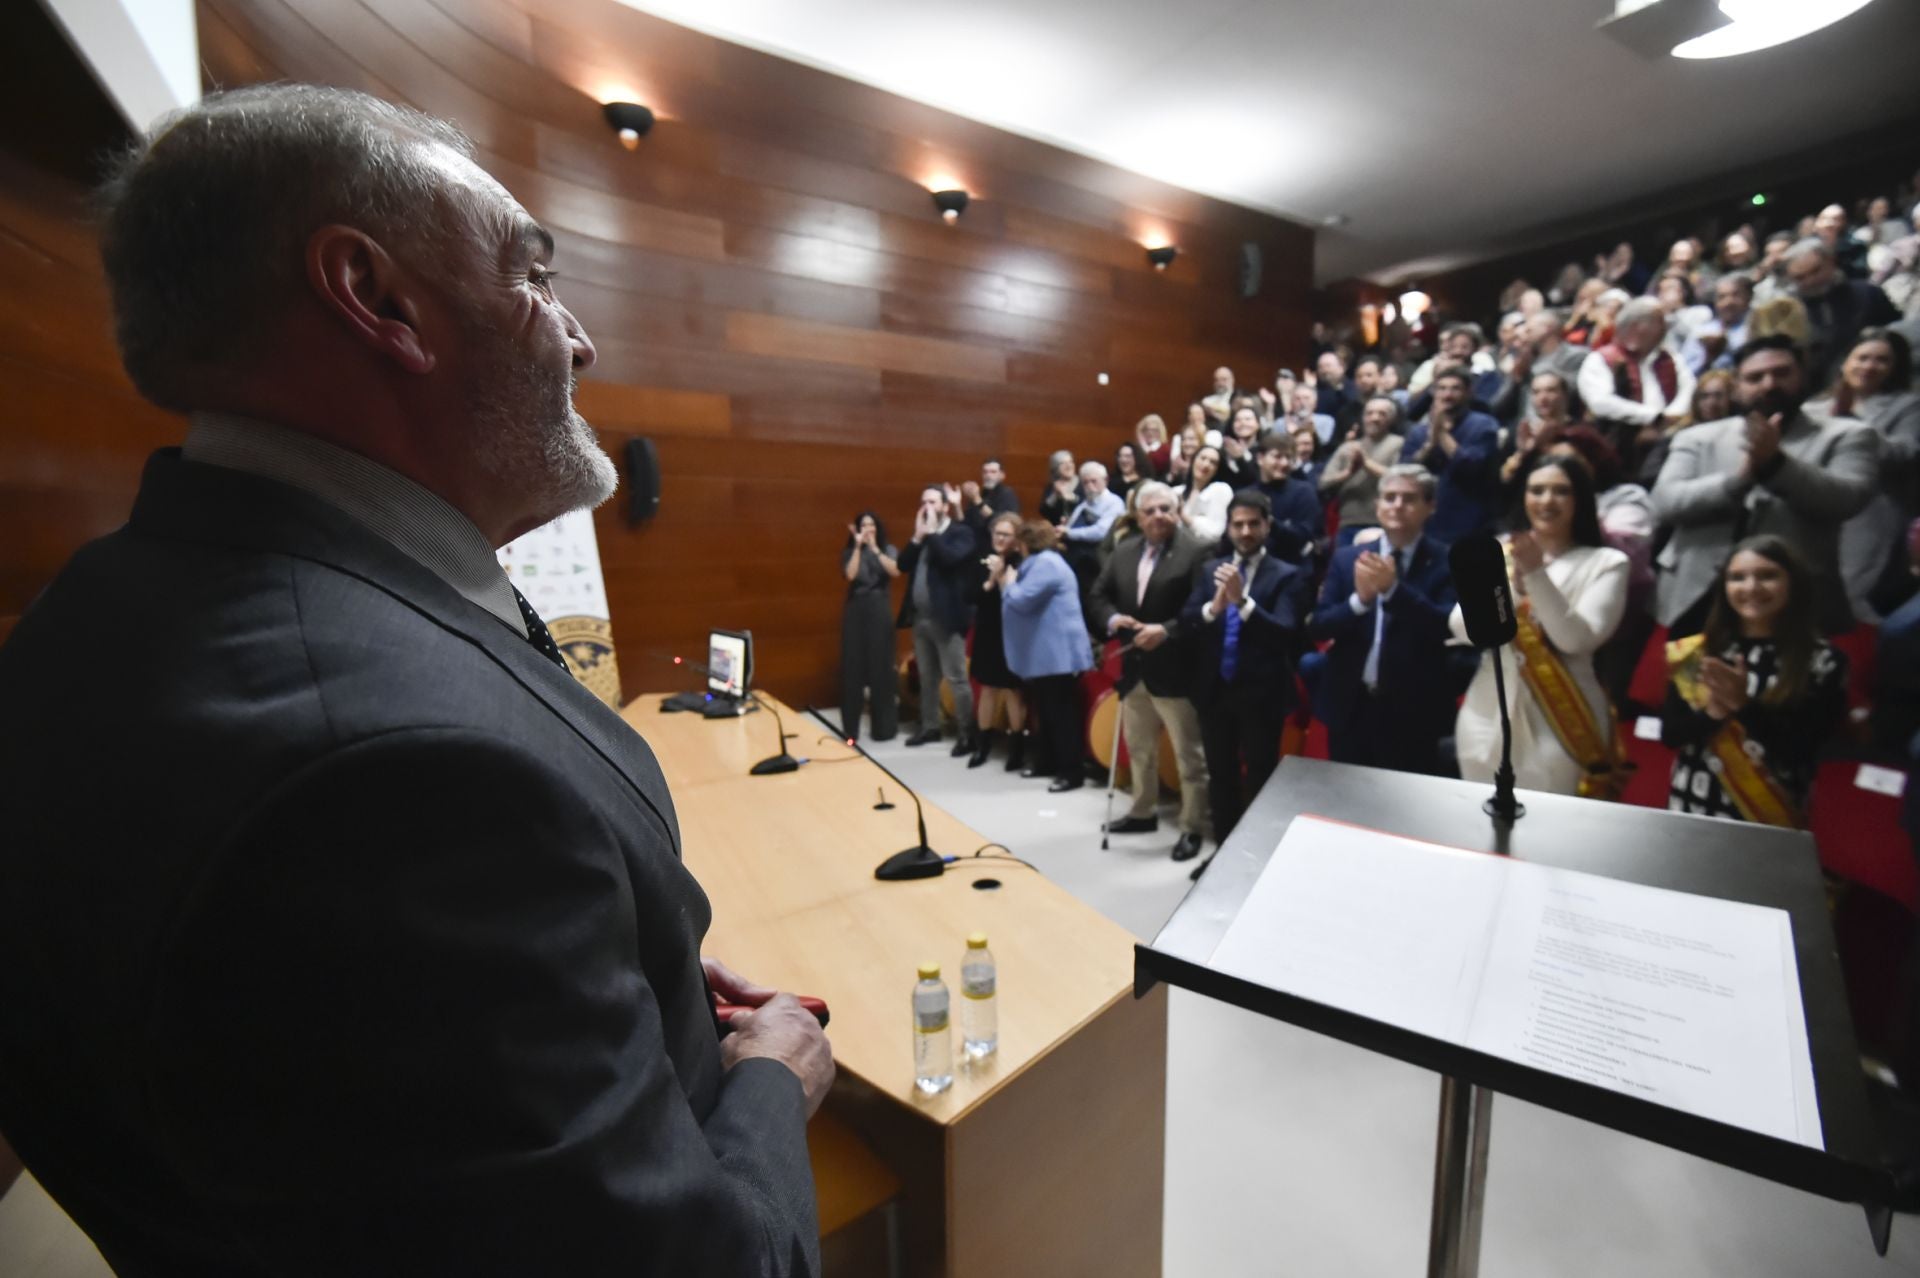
top-left (614, 0), bottom-right (1920, 285)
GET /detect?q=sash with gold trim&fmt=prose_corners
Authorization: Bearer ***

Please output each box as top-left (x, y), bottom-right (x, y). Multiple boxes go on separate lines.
top-left (1665, 633), bottom-right (1801, 828)
top-left (1505, 546), bottom-right (1631, 801)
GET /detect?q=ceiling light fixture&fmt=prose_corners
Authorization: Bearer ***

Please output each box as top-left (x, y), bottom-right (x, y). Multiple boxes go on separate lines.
top-left (931, 189), bottom-right (970, 223)
top-left (1146, 245), bottom-right (1178, 271)
top-left (1399, 289), bottom-right (1431, 320)
top-left (602, 101), bottom-right (655, 149)
top-left (1672, 0), bottom-right (1877, 58)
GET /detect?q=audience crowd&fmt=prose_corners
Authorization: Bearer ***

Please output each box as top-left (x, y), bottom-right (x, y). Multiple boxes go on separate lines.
top-left (836, 187), bottom-right (1920, 913)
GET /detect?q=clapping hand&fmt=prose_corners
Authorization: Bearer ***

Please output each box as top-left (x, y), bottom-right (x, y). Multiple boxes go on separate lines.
top-left (1738, 412), bottom-right (1784, 480)
top-left (961, 480), bottom-right (982, 506)
top-left (1700, 655), bottom-right (1750, 720)
top-left (1353, 551), bottom-right (1393, 603)
top-left (1509, 530), bottom-right (1545, 578)
top-left (982, 552), bottom-right (1006, 588)
top-left (942, 483), bottom-right (963, 514)
top-left (1213, 560), bottom-right (1246, 608)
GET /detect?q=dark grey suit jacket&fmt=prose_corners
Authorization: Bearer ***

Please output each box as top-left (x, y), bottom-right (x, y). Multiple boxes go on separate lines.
top-left (0, 452), bottom-right (817, 1276)
top-left (1086, 530), bottom-right (1209, 698)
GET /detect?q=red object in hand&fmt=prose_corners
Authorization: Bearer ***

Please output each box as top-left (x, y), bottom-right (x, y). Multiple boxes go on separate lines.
top-left (715, 996), bottom-right (830, 1032)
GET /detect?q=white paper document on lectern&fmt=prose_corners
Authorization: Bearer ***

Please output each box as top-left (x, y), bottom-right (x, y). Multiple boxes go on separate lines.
top-left (1207, 815), bottom-right (1822, 1148)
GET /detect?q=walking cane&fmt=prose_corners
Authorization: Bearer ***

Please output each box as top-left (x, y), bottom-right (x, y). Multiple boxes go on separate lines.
top-left (1099, 690), bottom-right (1124, 851)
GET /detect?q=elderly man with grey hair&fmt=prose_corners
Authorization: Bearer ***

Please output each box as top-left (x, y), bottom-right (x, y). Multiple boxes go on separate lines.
top-left (1578, 295), bottom-right (1696, 468)
top-left (1088, 480), bottom-right (1213, 860)
top-left (1784, 235), bottom-right (1900, 386)
top-left (0, 85), bottom-right (832, 1276)
top-left (1059, 458), bottom-right (1126, 588)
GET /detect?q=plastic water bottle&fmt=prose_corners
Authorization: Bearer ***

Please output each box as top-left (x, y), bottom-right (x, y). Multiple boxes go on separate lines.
top-left (959, 933), bottom-right (998, 1060)
top-left (912, 963), bottom-right (953, 1095)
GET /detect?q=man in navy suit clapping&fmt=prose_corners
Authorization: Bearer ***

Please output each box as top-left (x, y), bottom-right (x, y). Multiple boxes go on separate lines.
top-left (1308, 465), bottom-right (1458, 776)
top-left (1183, 491), bottom-right (1312, 876)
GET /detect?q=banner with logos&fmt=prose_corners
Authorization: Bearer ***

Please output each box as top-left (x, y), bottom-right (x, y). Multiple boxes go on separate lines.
top-left (495, 510), bottom-right (622, 707)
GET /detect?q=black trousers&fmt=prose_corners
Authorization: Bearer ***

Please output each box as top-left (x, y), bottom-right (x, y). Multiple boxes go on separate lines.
top-left (839, 592), bottom-right (898, 740)
top-left (1327, 690), bottom-right (1445, 777)
top-left (1199, 694), bottom-right (1284, 843)
top-left (1025, 674), bottom-right (1083, 779)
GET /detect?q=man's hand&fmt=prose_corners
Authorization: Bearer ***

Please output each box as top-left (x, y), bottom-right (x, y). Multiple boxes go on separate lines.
top-left (943, 483), bottom-right (964, 516)
top-left (1131, 622), bottom-right (1169, 651)
top-left (722, 994), bottom-right (835, 1118)
top-left (911, 506), bottom-right (933, 543)
top-left (1353, 552), bottom-right (1389, 604)
top-left (703, 956), bottom-right (776, 1010)
top-left (1110, 614), bottom-right (1141, 634)
top-left (961, 480), bottom-right (982, 506)
top-left (1744, 412), bottom-right (1784, 470)
top-left (1213, 560), bottom-right (1246, 607)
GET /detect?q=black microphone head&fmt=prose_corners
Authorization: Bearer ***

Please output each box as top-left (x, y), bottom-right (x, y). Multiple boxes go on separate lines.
top-left (1449, 535), bottom-right (1517, 649)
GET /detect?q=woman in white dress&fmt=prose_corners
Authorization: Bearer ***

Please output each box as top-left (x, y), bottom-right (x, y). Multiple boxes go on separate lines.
top-left (1179, 444), bottom-right (1233, 546)
top-left (1451, 455), bottom-right (1631, 796)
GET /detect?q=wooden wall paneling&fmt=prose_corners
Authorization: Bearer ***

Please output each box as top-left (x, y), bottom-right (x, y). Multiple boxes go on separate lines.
top-left (0, 0), bottom-right (1314, 708)
top-left (725, 313), bottom-right (1006, 384)
top-left (548, 229), bottom-right (883, 331)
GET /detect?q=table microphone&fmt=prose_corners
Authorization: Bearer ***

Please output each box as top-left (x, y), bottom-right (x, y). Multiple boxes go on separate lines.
top-left (804, 708), bottom-right (945, 880)
top-left (1448, 534), bottom-right (1525, 823)
top-left (748, 692), bottom-right (803, 775)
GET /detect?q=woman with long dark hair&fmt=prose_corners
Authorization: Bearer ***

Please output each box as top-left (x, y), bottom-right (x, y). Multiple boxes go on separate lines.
top-left (1450, 456), bottom-right (1631, 796)
top-left (1662, 536), bottom-right (1848, 826)
top-left (839, 510), bottom-right (900, 740)
top-left (1807, 327), bottom-right (1920, 618)
top-left (1111, 441), bottom-right (1156, 503)
top-left (1180, 444), bottom-right (1233, 545)
top-left (966, 511), bottom-right (1029, 769)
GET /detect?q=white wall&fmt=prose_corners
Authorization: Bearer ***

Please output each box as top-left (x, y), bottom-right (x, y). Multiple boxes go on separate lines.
top-left (39, 0), bottom-right (198, 131)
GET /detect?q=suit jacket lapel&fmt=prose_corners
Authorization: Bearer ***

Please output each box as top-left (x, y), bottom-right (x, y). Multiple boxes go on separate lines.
top-left (128, 451), bottom-right (681, 851)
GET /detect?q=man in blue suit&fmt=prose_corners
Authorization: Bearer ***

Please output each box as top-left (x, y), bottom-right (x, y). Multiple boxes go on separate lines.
top-left (1308, 465), bottom-right (1458, 776)
top-left (1183, 491), bottom-right (1312, 876)
top-left (1399, 367), bottom-right (1503, 545)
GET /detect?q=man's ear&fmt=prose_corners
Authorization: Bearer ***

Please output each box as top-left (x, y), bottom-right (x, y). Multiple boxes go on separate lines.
top-left (305, 225), bottom-right (437, 375)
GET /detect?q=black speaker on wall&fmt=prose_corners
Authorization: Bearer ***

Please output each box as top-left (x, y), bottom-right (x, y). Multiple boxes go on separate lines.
top-left (1238, 242), bottom-right (1263, 299)
top-left (625, 437), bottom-right (661, 525)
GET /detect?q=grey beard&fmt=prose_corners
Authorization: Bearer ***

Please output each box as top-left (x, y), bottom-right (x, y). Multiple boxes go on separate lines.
top-left (466, 338), bottom-right (619, 523)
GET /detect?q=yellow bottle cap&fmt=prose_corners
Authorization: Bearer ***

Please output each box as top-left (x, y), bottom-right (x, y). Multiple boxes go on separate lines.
top-left (966, 933), bottom-right (989, 949)
top-left (918, 962), bottom-right (941, 980)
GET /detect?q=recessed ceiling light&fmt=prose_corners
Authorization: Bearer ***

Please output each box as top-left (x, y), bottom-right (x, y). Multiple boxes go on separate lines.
top-left (1322, 213), bottom-right (1350, 228)
top-left (1672, 0), bottom-right (1877, 59)
top-left (1097, 372), bottom-right (1110, 386)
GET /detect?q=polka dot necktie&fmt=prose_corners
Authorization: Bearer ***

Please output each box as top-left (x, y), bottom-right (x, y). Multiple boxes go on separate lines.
top-left (511, 586), bottom-right (571, 674)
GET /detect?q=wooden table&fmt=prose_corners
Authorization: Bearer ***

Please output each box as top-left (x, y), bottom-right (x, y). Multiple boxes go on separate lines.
top-left (621, 693), bottom-right (1166, 1277)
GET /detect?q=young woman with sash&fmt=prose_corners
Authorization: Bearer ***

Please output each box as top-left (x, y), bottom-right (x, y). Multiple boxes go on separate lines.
top-left (1661, 536), bottom-right (1848, 826)
top-left (1450, 456), bottom-right (1632, 796)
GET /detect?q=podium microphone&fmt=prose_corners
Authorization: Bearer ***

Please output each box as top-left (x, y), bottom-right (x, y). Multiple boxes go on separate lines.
top-left (1449, 535), bottom-right (1525, 824)
top-left (805, 708), bottom-right (944, 880)
top-left (748, 693), bottom-right (803, 775)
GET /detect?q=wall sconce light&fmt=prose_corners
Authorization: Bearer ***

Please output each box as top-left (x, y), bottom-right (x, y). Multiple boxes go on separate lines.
top-left (931, 189), bottom-right (970, 224)
top-left (1146, 245), bottom-right (1178, 271)
top-left (602, 101), bottom-right (655, 150)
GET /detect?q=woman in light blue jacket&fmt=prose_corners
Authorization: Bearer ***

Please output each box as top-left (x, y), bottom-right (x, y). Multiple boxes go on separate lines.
top-left (998, 521), bottom-right (1094, 792)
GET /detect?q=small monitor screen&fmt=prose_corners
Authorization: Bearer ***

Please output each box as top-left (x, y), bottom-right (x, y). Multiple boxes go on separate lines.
top-left (707, 630), bottom-right (750, 697)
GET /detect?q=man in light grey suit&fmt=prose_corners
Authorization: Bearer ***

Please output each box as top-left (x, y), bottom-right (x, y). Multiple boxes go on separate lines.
top-left (1651, 334), bottom-right (1880, 635)
top-left (0, 85), bottom-right (830, 1276)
